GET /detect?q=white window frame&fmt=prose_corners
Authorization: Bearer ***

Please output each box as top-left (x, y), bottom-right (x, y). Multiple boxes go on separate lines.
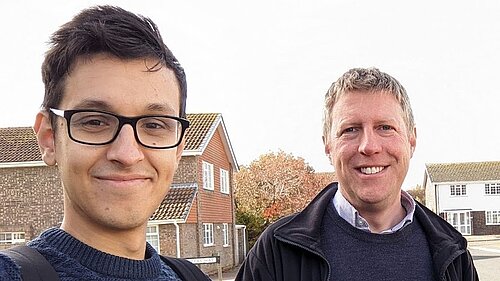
top-left (203, 223), bottom-right (214, 246)
top-left (450, 184), bottom-right (467, 196)
top-left (146, 225), bottom-right (160, 253)
top-left (445, 211), bottom-right (471, 235)
top-left (486, 210), bottom-right (500, 225)
top-left (485, 183), bottom-right (500, 195)
top-left (0, 232), bottom-right (25, 244)
top-left (202, 161), bottom-right (214, 190)
top-left (220, 169), bottom-right (230, 194)
top-left (222, 223), bottom-right (230, 247)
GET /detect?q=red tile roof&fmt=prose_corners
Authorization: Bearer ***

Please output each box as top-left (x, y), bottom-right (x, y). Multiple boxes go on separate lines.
top-left (426, 161), bottom-right (500, 183)
top-left (150, 183), bottom-right (197, 221)
top-left (184, 113), bottom-right (220, 151)
top-left (0, 127), bottom-right (41, 163)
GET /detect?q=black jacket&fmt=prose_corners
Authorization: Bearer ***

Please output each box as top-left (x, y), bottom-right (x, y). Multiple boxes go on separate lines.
top-left (236, 183), bottom-right (478, 281)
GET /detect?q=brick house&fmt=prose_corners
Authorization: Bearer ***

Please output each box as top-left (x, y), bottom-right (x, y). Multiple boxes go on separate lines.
top-left (423, 161), bottom-right (500, 235)
top-left (0, 127), bottom-right (62, 249)
top-left (147, 113), bottom-right (240, 272)
top-left (0, 113), bottom-right (240, 272)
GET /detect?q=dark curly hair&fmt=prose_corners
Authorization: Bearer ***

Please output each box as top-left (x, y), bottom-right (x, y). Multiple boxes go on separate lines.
top-left (41, 5), bottom-right (187, 118)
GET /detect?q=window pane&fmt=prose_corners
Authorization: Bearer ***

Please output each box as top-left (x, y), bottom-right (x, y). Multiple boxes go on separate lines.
top-left (203, 223), bottom-right (214, 246)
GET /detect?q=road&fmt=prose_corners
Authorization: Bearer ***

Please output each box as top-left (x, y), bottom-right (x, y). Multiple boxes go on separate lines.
top-left (469, 238), bottom-right (500, 281)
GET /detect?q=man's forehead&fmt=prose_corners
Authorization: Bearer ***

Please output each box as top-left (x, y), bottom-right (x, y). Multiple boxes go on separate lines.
top-left (331, 92), bottom-right (405, 122)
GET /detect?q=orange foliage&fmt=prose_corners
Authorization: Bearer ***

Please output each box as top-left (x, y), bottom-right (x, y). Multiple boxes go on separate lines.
top-left (235, 150), bottom-right (335, 225)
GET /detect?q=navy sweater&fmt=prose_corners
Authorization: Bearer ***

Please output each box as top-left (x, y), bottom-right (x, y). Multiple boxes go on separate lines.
top-left (320, 203), bottom-right (437, 281)
top-left (0, 228), bottom-right (181, 280)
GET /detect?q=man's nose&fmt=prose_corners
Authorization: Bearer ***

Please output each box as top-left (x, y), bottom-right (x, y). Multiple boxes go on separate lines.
top-left (106, 124), bottom-right (144, 165)
top-left (358, 129), bottom-right (382, 155)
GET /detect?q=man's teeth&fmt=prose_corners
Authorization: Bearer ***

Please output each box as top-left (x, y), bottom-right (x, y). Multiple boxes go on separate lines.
top-left (360, 167), bottom-right (384, 174)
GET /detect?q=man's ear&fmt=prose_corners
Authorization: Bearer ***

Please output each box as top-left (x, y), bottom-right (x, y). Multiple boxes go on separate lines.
top-left (409, 126), bottom-right (417, 158)
top-left (323, 136), bottom-right (335, 166)
top-left (33, 111), bottom-right (57, 166)
top-left (322, 135), bottom-right (328, 154)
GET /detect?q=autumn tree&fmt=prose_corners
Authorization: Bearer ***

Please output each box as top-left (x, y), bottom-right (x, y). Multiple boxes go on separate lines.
top-left (234, 150), bottom-right (326, 247)
top-left (407, 184), bottom-right (426, 205)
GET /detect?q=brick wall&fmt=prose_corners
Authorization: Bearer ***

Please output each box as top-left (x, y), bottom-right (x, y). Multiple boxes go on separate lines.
top-left (158, 222), bottom-right (232, 275)
top-left (174, 156), bottom-right (198, 183)
top-left (158, 223), bottom-right (200, 258)
top-left (471, 211), bottom-right (500, 235)
top-left (197, 222), bottom-right (234, 273)
top-left (439, 211), bottom-right (500, 235)
top-left (0, 166), bottom-right (63, 244)
top-left (158, 223), bottom-right (178, 256)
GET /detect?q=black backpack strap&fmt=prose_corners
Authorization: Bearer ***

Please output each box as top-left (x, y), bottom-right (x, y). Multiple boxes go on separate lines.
top-left (160, 255), bottom-right (210, 281)
top-left (1, 245), bottom-right (60, 281)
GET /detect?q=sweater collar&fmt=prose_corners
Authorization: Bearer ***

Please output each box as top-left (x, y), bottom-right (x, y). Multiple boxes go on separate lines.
top-left (37, 228), bottom-right (163, 278)
top-left (333, 187), bottom-right (416, 234)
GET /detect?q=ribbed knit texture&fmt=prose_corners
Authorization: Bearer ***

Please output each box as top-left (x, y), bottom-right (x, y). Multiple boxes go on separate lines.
top-left (0, 228), bottom-right (181, 280)
top-left (0, 256), bottom-right (21, 281)
top-left (320, 202), bottom-right (437, 281)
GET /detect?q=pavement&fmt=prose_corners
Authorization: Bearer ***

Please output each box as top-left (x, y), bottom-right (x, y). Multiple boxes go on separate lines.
top-left (466, 235), bottom-right (500, 242)
top-left (467, 236), bottom-right (500, 281)
top-left (209, 265), bottom-right (240, 281)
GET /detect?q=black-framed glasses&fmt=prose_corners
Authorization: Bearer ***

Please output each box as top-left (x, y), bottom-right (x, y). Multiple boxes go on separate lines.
top-left (49, 108), bottom-right (190, 149)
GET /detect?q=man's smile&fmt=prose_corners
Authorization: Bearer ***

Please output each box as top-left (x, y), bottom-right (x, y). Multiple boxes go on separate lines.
top-left (359, 166), bottom-right (387, 175)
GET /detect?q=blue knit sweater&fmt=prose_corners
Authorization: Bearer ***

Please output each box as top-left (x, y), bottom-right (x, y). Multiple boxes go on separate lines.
top-left (320, 203), bottom-right (436, 280)
top-left (0, 228), bottom-right (181, 280)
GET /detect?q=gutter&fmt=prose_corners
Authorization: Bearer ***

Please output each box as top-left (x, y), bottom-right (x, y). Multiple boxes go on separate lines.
top-left (148, 219), bottom-right (184, 257)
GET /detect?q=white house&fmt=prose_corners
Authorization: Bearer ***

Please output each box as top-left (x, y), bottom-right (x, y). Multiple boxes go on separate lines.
top-left (423, 161), bottom-right (500, 236)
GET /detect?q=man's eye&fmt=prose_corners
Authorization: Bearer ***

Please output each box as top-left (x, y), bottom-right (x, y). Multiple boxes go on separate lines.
top-left (380, 125), bottom-right (393, 131)
top-left (75, 117), bottom-right (109, 128)
top-left (82, 119), bottom-right (105, 126)
top-left (344, 127), bottom-right (356, 133)
top-left (144, 122), bottom-right (165, 129)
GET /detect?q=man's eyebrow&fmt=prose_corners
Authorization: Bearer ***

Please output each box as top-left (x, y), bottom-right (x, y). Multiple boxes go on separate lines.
top-left (69, 100), bottom-right (177, 115)
top-left (72, 99), bottom-right (112, 111)
top-left (335, 118), bottom-right (360, 129)
top-left (146, 103), bottom-right (177, 114)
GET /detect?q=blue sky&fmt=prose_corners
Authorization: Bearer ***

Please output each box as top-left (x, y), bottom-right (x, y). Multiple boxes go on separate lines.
top-left (1, 0), bottom-right (499, 189)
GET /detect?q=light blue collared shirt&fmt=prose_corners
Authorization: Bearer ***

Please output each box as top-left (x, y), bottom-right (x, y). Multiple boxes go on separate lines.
top-left (333, 186), bottom-right (416, 234)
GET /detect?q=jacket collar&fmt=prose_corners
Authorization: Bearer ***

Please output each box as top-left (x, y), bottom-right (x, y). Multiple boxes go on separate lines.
top-left (413, 201), bottom-right (468, 277)
top-left (273, 182), bottom-right (339, 253)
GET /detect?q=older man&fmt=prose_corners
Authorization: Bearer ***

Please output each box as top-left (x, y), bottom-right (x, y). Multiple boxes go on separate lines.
top-left (236, 67), bottom-right (478, 281)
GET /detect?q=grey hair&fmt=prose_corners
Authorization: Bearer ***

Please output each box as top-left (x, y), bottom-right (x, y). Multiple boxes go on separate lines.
top-left (323, 67), bottom-right (415, 143)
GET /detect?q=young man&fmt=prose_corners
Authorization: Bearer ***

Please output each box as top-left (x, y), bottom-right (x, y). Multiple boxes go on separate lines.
top-left (0, 5), bottom-right (209, 280)
top-left (236, 68), bottom-right (478, 281)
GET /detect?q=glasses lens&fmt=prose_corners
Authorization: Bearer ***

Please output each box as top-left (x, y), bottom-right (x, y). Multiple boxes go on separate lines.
top-left (136, 117), bottom-right (181, 148)
top-left (69, 111), bottom-right (119, 144)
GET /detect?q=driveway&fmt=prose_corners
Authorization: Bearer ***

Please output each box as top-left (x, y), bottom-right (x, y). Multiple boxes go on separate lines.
top-left (210, 265), bottom-right (240, 281)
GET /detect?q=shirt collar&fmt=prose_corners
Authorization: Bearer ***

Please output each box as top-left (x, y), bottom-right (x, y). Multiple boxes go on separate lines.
top-left (333, 185), bottom-right (416, 234)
